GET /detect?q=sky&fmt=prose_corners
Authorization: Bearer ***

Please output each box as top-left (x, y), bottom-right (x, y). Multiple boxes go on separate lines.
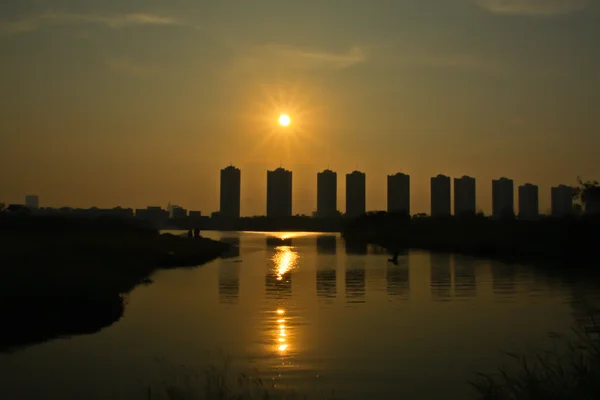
top-left (1, 0), bottom-right (599, 216)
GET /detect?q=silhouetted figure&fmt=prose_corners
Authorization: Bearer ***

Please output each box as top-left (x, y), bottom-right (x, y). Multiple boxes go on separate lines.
top-left (388, 251), bottom-right (399, 264)
top-left (187, 229), bottom-right (193, 238)
top-left (193, 227), bottom-right (201, 238)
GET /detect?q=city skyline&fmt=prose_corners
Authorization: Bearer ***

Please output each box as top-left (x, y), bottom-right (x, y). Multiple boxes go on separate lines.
top-left (1, 1), bottom-right (599, 216)
top-left (20, 167), bottom-right (581, 218)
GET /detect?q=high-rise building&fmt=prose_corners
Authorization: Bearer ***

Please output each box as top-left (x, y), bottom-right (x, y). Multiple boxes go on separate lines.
top-left (220, 166), bottom-right (241, 219)
top-left (346, 171), bottom-right (366, 218)
top-left (25, 195), bottom-right (39, 209)
top-left (387, 173), bottom-right (410, 215)
top-left (454, 176), bottom-right (476, 216)
top-left (492, 177), bottom-right (514, 219)
top-left (317, 169), bottom-right (337, 218)
top-left (551, 185), bottom-right (574, 217)
top-left (267, 167), bottom-right (292, 218)
top-left (430, 174), bottom-right (451, 217)
top-left (518, 183), bottom-right (539, 220)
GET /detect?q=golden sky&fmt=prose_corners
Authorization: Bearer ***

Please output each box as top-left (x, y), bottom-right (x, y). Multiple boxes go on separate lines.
top-left (1, 0), bottom-right (599, 215)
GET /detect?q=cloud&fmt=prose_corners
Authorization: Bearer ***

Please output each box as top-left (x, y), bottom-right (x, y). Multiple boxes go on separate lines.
top-left (234, 44), bottom-right (366, 71)
top-left (0, 12), bottom-right (182, 35)
top-left (476, 0), bottom-right (589, 15)
top-left (106, 57), bottom-right (158, 77)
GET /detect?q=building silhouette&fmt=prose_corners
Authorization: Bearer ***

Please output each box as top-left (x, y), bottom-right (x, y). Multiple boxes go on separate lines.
top-left (454, 176), bottom-right (476, 216)
top-left (346, 171), bottom-right (366, 218)
top-left (317, 169), bottom-right (337, 217)
top-left (25, 195), bottom-right (39, 210)
top-left (430, 174), bottom-right (451, 217)
top-left (518, 183), bottom-right (539, 220)
top-left (387, 173), bottom-right (410, 215)
top-left (220, 166), bottom-right (241, 219)
top-left (492, 177), bottom-right (514, 219)
top-left (266, 168), bottom-right (292, 218)
top-left (551, 185), bottom-right (574, 217)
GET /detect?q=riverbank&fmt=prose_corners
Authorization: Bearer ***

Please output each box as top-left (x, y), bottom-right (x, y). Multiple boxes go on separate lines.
top-left (0, 214), bottom-right (229, 352)
top-left (342, 212), bottom-right (599, 272)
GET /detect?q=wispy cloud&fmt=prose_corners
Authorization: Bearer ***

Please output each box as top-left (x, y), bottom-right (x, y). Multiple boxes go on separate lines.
top-left (234, 44), bottom-right (366, 72)
top-left (106, 57), bottom-right (159, 77)
top-left (476, 0), bottom-right (590, 16)
top-left (0, 12), bottom-right (182, 35)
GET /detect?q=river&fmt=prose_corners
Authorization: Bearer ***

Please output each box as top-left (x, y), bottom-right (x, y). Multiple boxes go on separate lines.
top-left (0, 231), bottom-right (597, 399)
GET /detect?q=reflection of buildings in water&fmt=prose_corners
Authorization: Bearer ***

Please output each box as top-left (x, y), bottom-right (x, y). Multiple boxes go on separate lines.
top-left (344, 240), bottom-right (367, 255)
top-left (266, 237), bottom-right (293, 248)
top-left (266, 246), bottom-right (298, 300)
top-left (345, 261), bottom-right (366, 303)
top-left (316, 235), bottom-right (337, 254)
top-left (453, 256), bottom-right (477, 298)
top-left (220, 237), bottom-right (240, 258)
top-left (430, 253), bottom-right (452, 300)
top-left (316, 269), bottom-right (336, 300)
top-left (386, 262), bottom-right (409, 300)
top-left (219, 263), bottom-right (240, 304)
top-left (491, 263), bottom-right (517, 296)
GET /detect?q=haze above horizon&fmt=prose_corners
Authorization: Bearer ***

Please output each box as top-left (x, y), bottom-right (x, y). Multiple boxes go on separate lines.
top-left (1, 0), bottom-right (599, 215)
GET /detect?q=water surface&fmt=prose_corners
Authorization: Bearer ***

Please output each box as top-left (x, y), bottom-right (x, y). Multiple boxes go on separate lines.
top-left (0, 231), bottom-right (597, 399)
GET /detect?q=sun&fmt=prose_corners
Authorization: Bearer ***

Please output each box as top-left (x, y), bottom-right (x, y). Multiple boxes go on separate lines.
top-left (278, 114), bottom-right (291, 127)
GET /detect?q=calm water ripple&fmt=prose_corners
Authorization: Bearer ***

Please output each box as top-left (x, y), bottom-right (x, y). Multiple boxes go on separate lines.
top-left (0, 231), bottom-right (599, 400)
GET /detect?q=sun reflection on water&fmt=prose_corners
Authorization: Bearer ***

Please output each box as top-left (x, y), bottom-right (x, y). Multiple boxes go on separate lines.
top-left (271, 246), bottom-right (299, 356)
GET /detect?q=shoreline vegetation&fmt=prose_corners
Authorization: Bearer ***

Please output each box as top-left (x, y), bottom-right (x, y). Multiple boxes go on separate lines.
top-left (341, 212), bottom-right (600, 272)
top-left (0, 214), bottom-right (229, 352)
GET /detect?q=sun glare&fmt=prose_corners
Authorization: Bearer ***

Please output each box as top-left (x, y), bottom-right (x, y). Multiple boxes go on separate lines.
top-left (278, 114), bottom-right (291, 127)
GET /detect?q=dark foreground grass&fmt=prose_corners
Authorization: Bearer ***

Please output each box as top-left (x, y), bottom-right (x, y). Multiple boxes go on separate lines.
top-left (145, 356), bottom-right (343, 400)
top-left (470, 315), bottom-right (600, 400)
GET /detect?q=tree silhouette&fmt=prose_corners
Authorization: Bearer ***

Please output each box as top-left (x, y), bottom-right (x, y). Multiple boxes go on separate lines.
top-left (574, 177), bottom-right (600, 205)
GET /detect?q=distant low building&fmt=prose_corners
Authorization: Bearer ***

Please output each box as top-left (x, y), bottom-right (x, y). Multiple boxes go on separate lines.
top-left (25, 195), bottom-right (39, 210)
top-left (170, 206), bottom-right (187, 219)
top-left (189, 211), bottom-right (202, 218)
top-left (135, 207), bottom-right (169, 228)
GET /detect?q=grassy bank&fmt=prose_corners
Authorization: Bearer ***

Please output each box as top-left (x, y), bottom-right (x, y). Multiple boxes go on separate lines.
top-left (0, 214), bottom-right (229, 352)
top-left (342, 212), bottom-right (599, 269)
top-left (471, 316), bottom-right (600, 400)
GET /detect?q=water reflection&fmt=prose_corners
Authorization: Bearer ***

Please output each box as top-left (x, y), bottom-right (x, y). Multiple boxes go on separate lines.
top-left (219, 264), bottom-right (240, 304)
top-left (220, 237), bottom-right (241, 258)
top-left (266, 246), bottom-right (297, 300)
top-left (386, 250), bottom-right (409, 301)
top-left (344, 240), bottom-right (368, 255)
top-left (453, 255), bottom-right (476, 298)
top-left (316, 235), bottom-right (337, 254)
top-left (491, 263), bottom-right (517, 297)
top-left (430, 253), bottom-right (452, 301)
top-left (346, 260), bottom-right (366, 304)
